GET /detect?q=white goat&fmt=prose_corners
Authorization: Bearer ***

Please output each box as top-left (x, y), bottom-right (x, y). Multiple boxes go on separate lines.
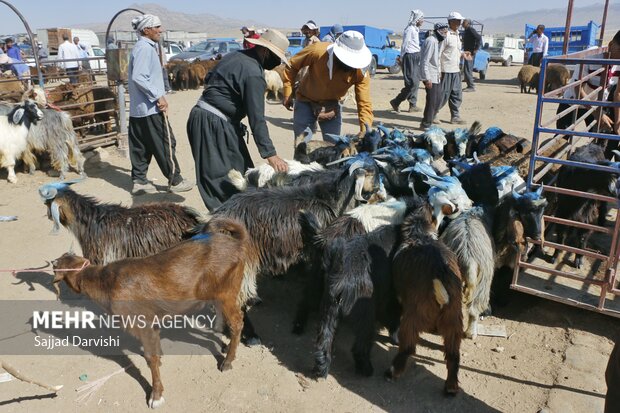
top-left (264, 70), bottom-right (283, 101)
top-left (227, 160), bottom-right (325, 191)
top-left (0, 100), bottom-right (43, 183)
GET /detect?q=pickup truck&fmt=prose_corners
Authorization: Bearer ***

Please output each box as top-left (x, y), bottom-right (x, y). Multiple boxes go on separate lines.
top-left (487, 37), bottom-right (524, 66)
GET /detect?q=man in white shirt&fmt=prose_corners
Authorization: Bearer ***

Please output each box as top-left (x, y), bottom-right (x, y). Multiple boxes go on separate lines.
top-left (527, 25), bottom-right (548, 67)
top-left (437, 11), bottom-right (468, 125)
top-left (390, 9), bottom-right (424, 113)
top-left (57, 34), bottom-right (81, 83)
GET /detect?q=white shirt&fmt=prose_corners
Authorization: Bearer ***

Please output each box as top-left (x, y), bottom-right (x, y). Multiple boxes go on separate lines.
top-left (57, 40), bottom-right (80, 69)
top-left (440, 29), bottom-right (461, 73)
top-left (401, 25), bottom-right (420, 55)
top-left (530, 33), bottom-right (549, 56)
top-left (421, 32), bottom-right (441, 84)
top-left (564, 64), bottom-right (619, 101)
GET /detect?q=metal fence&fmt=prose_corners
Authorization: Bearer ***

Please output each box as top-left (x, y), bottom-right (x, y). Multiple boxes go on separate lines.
top-left (513, 47), bottom-right (620, 317)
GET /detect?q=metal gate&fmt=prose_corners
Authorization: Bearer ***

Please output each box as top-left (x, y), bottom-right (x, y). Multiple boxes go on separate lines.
top-left (512, 47), bottom-right (620, 317)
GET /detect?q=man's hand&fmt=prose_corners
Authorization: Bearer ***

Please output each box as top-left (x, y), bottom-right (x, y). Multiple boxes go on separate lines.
top-left (283, 95), bottom-right (294, 111)
top-left (267, 155), bottom-right (288, 172)
top-left (423, 80), bottom-right (432, 89)
top-left (157, 96), bottom-right (168, 113)
top-left (463, 51), bottom-right (473, 61)
top-left (600, 114), bottom-right (613, 130)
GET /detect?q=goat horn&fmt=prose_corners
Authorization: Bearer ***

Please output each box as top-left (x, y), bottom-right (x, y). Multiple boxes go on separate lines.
top-left (348, 160), bottom-right (366, 176)
top-left (374, 160), bottom-right (388, 169)
top-left (326, 156), bottom-right (354, 166)
top-left (372, 154), bottom-right (391, 160)
top-left (473, 152), bottom-right (481, 164)
top-left (38, 185), bottom-right (58, 200)
top-left (401, 166), bottom-right (416, 173)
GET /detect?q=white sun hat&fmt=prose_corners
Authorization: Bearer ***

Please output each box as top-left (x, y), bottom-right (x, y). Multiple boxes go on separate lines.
top-left (448, 11), bottom-right (464, 21)
top-left (331, 30), bottom-right (372, 69)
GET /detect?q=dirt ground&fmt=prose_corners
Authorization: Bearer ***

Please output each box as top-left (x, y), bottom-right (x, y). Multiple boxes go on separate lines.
top-left (0, 64), bottom-right (618, 412)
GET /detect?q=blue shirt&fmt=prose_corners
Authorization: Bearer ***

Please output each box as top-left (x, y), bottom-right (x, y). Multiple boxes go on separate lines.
top-left (128, 37), bottom-right (165, 117)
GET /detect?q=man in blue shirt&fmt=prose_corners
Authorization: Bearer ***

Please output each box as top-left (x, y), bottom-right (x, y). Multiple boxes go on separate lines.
top-left (4, 38), bottom-right (29, 80)
top-left (128, 14), bottom-right (192, 195)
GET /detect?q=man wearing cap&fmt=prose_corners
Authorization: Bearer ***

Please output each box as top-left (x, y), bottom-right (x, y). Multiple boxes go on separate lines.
top-left (282, 30), bottom-right (373, 140)
top-left (462, 19), bottom-right (482, 92)
top-left (322, 24), bottom-right (344, 43)
top-left (301, 20), bottom-right (320, 47)
top-left (241, 26), bottom-right (260, 50)
top-left (390, 9), bottom-right (424, 113)
top-left (420, 23), bottom-right (448, 129)
top-left (128, 14), bottom-right (192, 195)
top-left (437, 12), bottom-right (468, 125)
top-left (187, 29), bottom-right (289, 211)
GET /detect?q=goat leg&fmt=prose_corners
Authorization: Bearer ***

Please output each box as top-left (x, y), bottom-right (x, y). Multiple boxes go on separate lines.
top-left (443, 329), bottom-right (462, 395)
top-left (241, 311), bottom-right (261, 346)
top-left (218, 300), bottom-right (243, 371)
top-left (292, 269), bottom-right (324, 335)
top-left (350, 298), bottom-right (377, 376)
top-left (385, 320), bottom-right (418, 381)
top-left (313, 296), bottom-right (341, 378)
top-left (141, 328), bottom-right (164, 409)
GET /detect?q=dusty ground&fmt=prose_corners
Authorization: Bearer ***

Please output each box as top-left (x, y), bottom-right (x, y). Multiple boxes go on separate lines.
top-left (0, 64), bottom-right (617, 412)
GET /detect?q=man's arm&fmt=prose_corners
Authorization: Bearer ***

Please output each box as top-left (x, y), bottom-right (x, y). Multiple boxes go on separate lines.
top-left (420, 37), bottom-right (433, 84)
top-left (472, 28), bottom-right (482, 51)
top-left (354, 70), bottom-right (373, 132)
top-left (130, 45), bottom-right (162, 103)
top-left (401, 26), bottom-right (411, 55)
top-left (282, 45), bottom-right (317, 99)
top-left (243, 74), bottom-right (277, 158)
top-left (543, 36), bottom-right (549, 56)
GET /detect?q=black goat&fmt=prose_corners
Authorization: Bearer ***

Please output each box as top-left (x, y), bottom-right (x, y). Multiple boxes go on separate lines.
top-left (443, 121), bottom-right (482, 161)
top-left (38, 181), bottom-right (202, 265)
top-left (385, 197), bottom-right (463, 395)
top-left (551, 143), bottom-right (618, 268)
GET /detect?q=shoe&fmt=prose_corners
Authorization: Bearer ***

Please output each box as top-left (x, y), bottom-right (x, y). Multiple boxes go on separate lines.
top-left (450, 117), bottom-right (467, 125)
top-left (432, 119), bottom-right (442, 125)
top-left (463, 87), bottom-right (476, 92)
top-left (420, 122), bottom-right (431, 130)
top-left (168, 179), bottom-right (193, 193)
top-left (389, 99), bottom-right (400, 112)
top-left (131, 181), bottom-right (157, 195)
top-left (409, 104), bottom-right (422, 112)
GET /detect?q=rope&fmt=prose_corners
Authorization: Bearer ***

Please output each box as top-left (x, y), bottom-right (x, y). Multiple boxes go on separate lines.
top-left (163, 112), bottom-right (176, 186)
top-left (0, 259), bottom-right (91, 277)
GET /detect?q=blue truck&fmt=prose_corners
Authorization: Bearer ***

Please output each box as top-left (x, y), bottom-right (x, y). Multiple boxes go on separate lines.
top-left (524, 21), bottom-right (600, 59)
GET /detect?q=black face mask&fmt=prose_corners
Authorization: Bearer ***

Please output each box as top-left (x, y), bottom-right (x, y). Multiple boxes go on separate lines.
top-left (258, 49), bottom-right (281, 70)
top-left (435, 30), bottom-right (446, 42)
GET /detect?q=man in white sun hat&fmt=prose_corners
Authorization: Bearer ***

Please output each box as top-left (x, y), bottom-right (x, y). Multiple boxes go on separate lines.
top-left (282, 30), bottom-right (373, 140)
top-left (187, 29), bottom-right (290, 211)
top-left (301, 20), bottom-right (320, 47)
top-left (436, 11), bottom-right (469, 125)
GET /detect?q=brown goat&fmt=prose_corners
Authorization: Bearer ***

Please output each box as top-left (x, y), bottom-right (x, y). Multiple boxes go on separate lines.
top-left (385, 199), bottom-right (463, 395)
top-left (51, 218), bottom-right (250, 409)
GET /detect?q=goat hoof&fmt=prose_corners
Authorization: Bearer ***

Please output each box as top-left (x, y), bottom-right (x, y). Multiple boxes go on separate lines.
top-left (148, 396), bottom-right (165, 409)
top-left (218, 360), bottom-right (232, 372)
top-left (444, 383), bottom-right (460, 396)
top-left (242, 335), bottom-right (262, 346)
top-left (312, 364), bottom-right (329, 379)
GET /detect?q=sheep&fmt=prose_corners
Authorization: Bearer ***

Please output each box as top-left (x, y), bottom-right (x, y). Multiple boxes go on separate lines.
top-left (0, 103), bottom-right (85, 179)
top-left (38, 181), bottom-right (202, 265)
top-left (0, 100), bottom-right (44, 183)
top-left (264, 69), bottom-right (283, 101)
top-left (385, 197), bottom-right (463, 395)
top-left (544, 64), bottom-right (570, 94)
top-left (198, 154), bottom-right (384, 344)
top-left (293, 197), bottom-right (408, 335)
top-left (440, 206), bottom-right (495, 339)
top-left (51, 217), bottom-right (250, 409)
top-left (518, 65), bottom-right (540, 94)
top-left (550, 143), bottom-right (618, 268)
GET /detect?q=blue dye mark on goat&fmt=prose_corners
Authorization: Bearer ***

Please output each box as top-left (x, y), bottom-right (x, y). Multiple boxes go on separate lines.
top-left (478, 127), bottom-right (504, 151)
top-left (191, 233), bottom-right (212, 242)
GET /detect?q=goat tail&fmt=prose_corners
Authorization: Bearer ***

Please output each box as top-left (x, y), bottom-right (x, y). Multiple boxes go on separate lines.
top-left (298, 210), bottom-right (322, 247)
top-left (227, 169), bottom-right (247, 191)
top-left (469, 120), bottom-right (482, 137)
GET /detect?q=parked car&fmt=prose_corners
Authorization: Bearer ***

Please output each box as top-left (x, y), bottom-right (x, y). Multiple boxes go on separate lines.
top-left (91, 46), bottom-right (107, 71)
top-left (163, 42), bottom-right (184, 62)
top-left (487, 37), bottom-right (524, 66)
top-left (285, 33), bottom-right (304, 59)
top-left (170, 39), bottom-right (241, 62)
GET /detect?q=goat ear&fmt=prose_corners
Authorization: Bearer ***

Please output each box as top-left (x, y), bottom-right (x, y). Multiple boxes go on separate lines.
top-left (11, 108), bottom-right (25, 124)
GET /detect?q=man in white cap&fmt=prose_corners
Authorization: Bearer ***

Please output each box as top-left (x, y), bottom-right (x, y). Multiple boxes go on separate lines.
top-left (187, 29), bottom-right (289, 211)
top-left (390, 9), bottom-right (424, 113)
top-left (301, 20), bottom-right (320, 48)
top-left (437, 11), bottom-right (468, 125)
top-left (282, 30), bottom-right (373, 140)
top-left (128, 14), bottom-right (192, 195)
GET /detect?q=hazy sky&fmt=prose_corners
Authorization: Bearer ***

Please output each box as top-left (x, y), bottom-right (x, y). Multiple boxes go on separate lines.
top-left (1, 0), bottom-right (609, 33)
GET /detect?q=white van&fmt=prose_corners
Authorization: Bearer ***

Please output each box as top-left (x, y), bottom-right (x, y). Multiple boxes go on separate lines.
top-left (488, 37), bottom-right (525, 66)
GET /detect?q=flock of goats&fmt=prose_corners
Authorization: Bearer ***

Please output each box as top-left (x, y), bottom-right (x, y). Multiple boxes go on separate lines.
top-left (3, 79), bottom-right (619, 406)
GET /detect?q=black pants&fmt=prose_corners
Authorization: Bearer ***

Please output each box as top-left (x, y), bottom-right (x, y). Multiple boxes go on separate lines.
top-left (66, 67), bottom-right (79, 84)
top-left (463, 53), bottom-right (475, 88)
top-left (187, 105), bottom-right (253, 211)
top-left (528, 52), bottom-right (543, 67)
top-left (392, 52), bottom-right (421, 107)
top-left (422, 82), bottom-right (441, 126)
top-left (128, 113), bottom-right (183, 186)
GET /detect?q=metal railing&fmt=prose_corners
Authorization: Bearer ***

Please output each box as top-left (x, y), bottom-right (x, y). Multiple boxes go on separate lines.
top-left (513, 47), bottom-right (620, 317)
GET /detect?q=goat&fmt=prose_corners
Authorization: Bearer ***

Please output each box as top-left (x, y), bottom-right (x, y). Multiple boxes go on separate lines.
top-left (440, 207), bottom-right (495, 339)
top-left (293, 197), bottom-right (408, 335)
top-left (551, 143), bottom-right (618, 268)
top-left (450, 161), bottom-right (499, 207)
top-left (443, 121), bottom-right (482, 160)
top-left (226, 159), bottom-right (325, 191)
top-left (0, 103), bottom-right (85, 179)
top-left (200, 155), bottom-right (383, 344)
top-left (294, 128), bottom-right (357, 165)
top-left (385, 197), bottom-right (463, 395)
top-left (39, 181), bottom-right (202, 265)
top-left (0, 100), bottom-right (43, 183)
top-left (518, 65), bottom-right (540, 94)
top-left (51, 217), bottom-right (249, 409)
top-left (264, 69), bottom-right (283, 101)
